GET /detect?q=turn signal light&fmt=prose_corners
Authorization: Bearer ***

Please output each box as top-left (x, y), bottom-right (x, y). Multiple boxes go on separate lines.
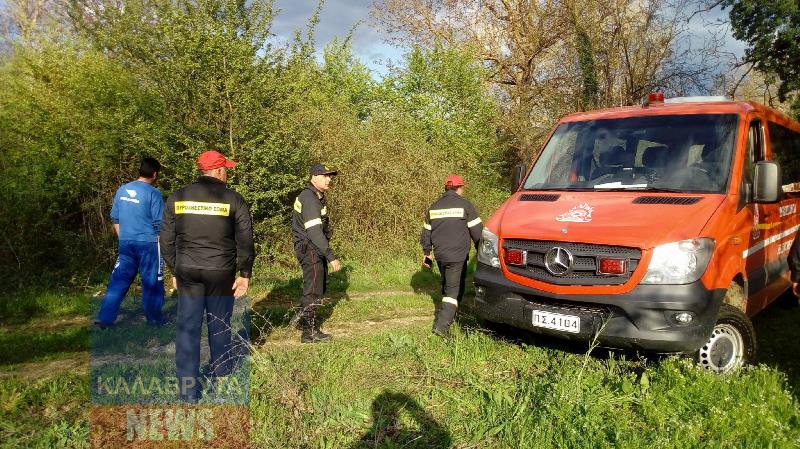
top-left (504, 249), bottom-right (526, 266)
top-left (598, 258), bottom-right (627, 275)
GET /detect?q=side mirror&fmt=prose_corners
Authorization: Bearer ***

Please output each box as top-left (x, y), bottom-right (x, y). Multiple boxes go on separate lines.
top-left (512, 164), bottom-right (527, 192)
top-left (753, 161), bottom-right (781, 203)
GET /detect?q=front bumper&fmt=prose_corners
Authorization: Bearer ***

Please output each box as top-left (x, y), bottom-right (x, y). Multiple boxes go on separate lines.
top-left (466, 263), bottom-right (725, 353)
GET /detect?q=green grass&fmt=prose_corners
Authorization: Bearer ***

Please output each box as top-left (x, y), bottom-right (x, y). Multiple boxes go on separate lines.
top-left (0, 373), bottom-right (89, 449)
top-left (0, 326), bottom-right (88, 365)
top-left (0, 289), bottom-right (90, 366)
top-left (0, 289), bottom-right (90, 325)
top-left (1, 271), bottom-right (799, 448)
top-left (250, 310), bottom-right (800, 448)
top-left (250, 255), bottom-right (453, 300)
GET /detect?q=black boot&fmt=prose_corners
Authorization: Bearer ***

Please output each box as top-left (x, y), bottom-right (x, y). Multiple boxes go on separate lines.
top-left (311, 322), bottom-right (332, 342)
top-left (433, 300), bottom-right (457, 338)
top-left (299, 307), bottom-right (331, 343)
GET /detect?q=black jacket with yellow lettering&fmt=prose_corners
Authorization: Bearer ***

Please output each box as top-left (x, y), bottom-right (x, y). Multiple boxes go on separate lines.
top-left (160, 176), bottom-right (255, 277)
top-left (420, 190), bottom-right (483, 263)
top-left (291, 184), bottom-right (337, 261)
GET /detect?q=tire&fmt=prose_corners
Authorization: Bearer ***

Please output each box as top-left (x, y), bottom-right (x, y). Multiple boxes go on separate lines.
top-left (696, 304), bottom-right (756, 373)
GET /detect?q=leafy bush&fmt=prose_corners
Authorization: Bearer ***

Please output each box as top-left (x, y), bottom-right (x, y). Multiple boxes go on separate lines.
top-left (0, 1), bottom-right (508, 291)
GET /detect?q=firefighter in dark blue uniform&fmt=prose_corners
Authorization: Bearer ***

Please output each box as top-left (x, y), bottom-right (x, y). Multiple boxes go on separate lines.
top-left (291, 164), bottom-right (342, 343)
top-left (160, 150), bottom-right (255, 402)
top-left (420, 175), bottom-right (483, 337)
top-left (789, 234), bottom-right (800, 298)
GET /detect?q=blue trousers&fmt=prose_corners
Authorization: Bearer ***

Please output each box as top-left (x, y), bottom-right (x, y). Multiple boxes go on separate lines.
top-left (97, 240), bottom-right (165, 325)
top-left (174, 267), bottom-right (235, 400)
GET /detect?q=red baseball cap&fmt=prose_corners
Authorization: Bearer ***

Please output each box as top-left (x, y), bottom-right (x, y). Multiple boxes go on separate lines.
top-left (445, 175), bottom-right (465, 187)
top-left (197, 150), bottom-right (237, 170)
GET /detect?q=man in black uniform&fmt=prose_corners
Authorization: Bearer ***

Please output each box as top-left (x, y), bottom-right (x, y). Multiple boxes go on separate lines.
top-left (291, 164), bottom-right (342, 343)
top-left (420, 175), bottom-right (483, 337)
top-left (160, 150), bottom-right (255, 402)
top-left (789, 233), bottom-right (800, 298)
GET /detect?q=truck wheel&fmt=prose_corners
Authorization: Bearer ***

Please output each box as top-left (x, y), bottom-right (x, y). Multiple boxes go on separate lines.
top-left (696, 304), bottom-right (756, 373)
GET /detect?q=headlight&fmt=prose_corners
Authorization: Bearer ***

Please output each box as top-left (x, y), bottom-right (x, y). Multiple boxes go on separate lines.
top-left (477, 228), bottom-right (501, 268)
top-left (641, 238), bottom-right (715, 284)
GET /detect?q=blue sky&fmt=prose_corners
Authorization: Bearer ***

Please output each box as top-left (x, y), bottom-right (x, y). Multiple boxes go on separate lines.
top-left (270, 0), bottom-right (748, 81)
top-left (270, 0), bottom-right (402, 76)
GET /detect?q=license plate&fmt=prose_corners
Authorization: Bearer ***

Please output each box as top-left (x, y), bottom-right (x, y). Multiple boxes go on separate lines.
top-left (532, 310), bottom-right (581, 333)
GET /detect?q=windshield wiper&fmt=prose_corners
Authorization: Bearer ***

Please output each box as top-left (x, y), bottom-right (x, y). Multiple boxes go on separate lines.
top-left (635, 187), bottom-right (695, 193)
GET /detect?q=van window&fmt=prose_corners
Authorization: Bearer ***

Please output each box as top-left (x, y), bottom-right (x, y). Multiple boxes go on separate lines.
top-left (523, 114), bottom-right (739, 193)
top-left (742, 120), bottom-right (764, 185)
top-left (767, 122), bottom-right (800, 186)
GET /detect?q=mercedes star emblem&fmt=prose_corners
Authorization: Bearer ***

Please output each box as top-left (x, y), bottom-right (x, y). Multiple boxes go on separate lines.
top-left (544, 247), bottom-right (574, 276)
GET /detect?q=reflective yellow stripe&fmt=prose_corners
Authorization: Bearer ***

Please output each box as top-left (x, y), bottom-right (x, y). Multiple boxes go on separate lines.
top-left (430, 208), bottom-right (464, 219)
top-left (468, 217), bottom-right (482, 227)
top-left (293, 198), bottom-right (302, 213)
top-left (321, 206), bottom-right (327, 216)
top-left (175, 201), bottom-right (230, 216)
top-left (423, 223), bottom-right (432, 231)
top-left (304, 218), bottom-right (322, 229)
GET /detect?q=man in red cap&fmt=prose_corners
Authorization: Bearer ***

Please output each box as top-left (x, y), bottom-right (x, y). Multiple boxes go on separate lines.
top-left (160, 150), bottom-right (255, 402)
top-left (420, 175), bottom-right (484, 337)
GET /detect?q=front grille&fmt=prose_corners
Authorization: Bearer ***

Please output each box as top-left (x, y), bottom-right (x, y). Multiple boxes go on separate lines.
top-left (527, 298), bottom-right (613, 319)
top-left (503, 239), bottom-right (641, 285)
top-left (632, 196), bottom-right (702, 205)
top-left (519, 193), bottom-right (561, 202)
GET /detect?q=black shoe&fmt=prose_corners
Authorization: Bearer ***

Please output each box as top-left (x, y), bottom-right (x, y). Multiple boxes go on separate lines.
top-left (300, 328), bottom-right (332, 343)
top-left (300, 330), bottom-right (315, 343)
top-left (94, 320), bottom-right (113, 330)
top-left (312, 328), bottom-right (332, 342)
top-left (432, 326), bottom-right (451, 338)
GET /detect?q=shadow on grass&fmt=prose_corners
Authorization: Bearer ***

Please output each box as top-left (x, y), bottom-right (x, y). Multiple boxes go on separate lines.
top-left (351, 390), bottom-right (451, 449)
top-left (753, 291), bottom-right (800, 398)
top-left (0, 326), bottom-right (89, 365)
top-left (88, 295), bottom-right (178, 357)
top-left (251, 265), bottom-right (351, 344)
top-left (0, 289), bottom-right (90, 325)
top-left (462, 314), bottom-right (646, 365)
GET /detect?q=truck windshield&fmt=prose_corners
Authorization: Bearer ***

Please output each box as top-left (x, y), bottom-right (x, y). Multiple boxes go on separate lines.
top-left (523, 114), bottom-right (739, 193)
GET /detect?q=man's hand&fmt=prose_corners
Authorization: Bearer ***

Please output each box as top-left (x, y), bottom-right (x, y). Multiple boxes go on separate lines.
top-left (793, 282), bottom-right (800, 297)
top-left (172, 277), bottom-right (178, 290)
top-left (330, 259), bottom-right (342, 273)
top-left (422, 255), bottom-right (432, 269)
top-left (232, 277), bottom-right (249, 298)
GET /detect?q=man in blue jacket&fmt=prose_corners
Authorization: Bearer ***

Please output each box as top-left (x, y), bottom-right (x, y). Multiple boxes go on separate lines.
top-left (95, 157), bottom-right (166, 328)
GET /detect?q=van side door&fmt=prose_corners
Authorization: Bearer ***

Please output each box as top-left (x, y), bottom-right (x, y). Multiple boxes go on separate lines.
top-left (742, 119), bottom-right (775, 314)
top-left (766, 121), bottom-right (800, 294)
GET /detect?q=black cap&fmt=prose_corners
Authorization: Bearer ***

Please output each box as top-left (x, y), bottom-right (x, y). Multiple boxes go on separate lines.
top-left (309, 164), bottom-right (338, 176)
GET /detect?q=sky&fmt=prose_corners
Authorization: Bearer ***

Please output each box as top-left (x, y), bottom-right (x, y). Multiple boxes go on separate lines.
top-left (270, 0), bottom-right (749, 83)
top-left (270, 0), bottom-right (403, 76)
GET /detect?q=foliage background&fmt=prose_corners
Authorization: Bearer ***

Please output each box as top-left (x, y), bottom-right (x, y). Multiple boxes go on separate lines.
top-left (0, 0), bottom-right (508, 290)
top-left (0, 0), bottom-right (797, 291)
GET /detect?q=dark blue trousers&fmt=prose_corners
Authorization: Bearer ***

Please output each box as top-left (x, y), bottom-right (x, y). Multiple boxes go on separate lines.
top-left (174, 267), bottom-right (235, 400)
top-left (97, 240), bottom-right (165, 325)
